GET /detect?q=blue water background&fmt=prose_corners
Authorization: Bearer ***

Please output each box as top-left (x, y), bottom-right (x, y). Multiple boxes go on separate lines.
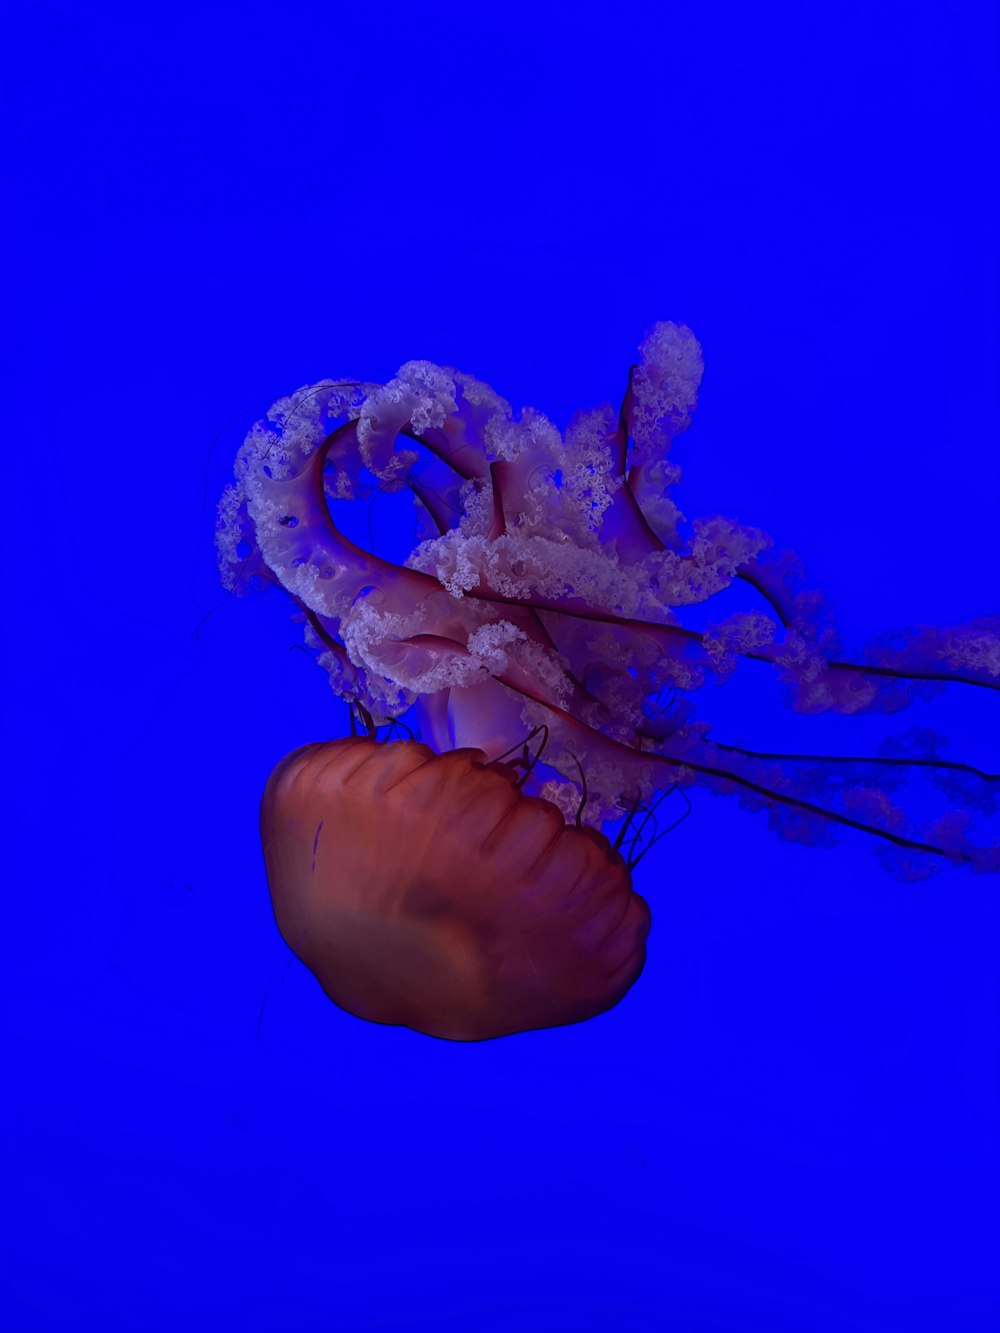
top-left (4, 3), bottom-right (997, 1329)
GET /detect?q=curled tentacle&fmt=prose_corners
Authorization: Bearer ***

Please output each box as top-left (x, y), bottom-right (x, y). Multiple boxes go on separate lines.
top-left (217, 322), bottom-right (999, 875)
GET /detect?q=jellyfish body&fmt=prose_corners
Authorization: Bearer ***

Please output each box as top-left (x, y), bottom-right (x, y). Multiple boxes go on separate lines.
top-left (218, 322), bottom-right (999, 1038)
top-left (261, 737), bottom-right (650, 1040)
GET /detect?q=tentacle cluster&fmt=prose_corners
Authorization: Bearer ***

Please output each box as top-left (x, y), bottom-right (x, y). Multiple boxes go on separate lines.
top-left (217, 324), bottom-right (999, 876)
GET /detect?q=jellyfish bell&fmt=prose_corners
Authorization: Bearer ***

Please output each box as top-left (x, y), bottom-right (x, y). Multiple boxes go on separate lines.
top-left (260, 736), bottom-right (651, 1041)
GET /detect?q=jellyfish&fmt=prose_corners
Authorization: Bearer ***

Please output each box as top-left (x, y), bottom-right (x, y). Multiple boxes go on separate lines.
top-left (216, 322), bottom-right (999, 1040)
